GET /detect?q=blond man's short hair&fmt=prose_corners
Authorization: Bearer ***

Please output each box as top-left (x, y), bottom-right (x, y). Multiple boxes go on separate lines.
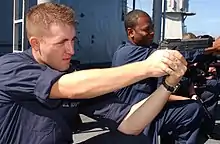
top-left (26, 2), bottom-right (75, 38)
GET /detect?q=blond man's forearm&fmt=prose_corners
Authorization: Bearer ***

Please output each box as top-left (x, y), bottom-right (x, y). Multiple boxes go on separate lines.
top-left (50, 61), bottom-right (151, 99)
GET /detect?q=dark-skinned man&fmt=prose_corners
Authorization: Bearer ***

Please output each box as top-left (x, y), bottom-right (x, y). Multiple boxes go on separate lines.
top-left (110, 10), bottom-right (220, 144)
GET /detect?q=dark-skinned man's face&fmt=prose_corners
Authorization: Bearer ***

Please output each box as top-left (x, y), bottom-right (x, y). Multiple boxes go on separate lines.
top-left (127, 14), bottom-right (154, 47)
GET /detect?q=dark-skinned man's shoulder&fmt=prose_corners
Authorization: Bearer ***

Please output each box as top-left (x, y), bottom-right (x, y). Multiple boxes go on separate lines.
top-left (112, 41), bottom-right (156, 67)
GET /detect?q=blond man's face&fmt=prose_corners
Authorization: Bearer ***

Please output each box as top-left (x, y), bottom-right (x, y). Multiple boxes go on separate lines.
top-left (38, 24), bottom-right (76, 71)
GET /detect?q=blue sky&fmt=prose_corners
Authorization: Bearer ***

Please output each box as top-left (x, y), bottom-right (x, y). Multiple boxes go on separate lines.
top-left (127, 0), bottom-right (220, 38)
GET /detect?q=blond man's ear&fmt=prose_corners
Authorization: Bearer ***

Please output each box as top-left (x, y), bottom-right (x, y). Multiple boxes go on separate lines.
top-left (29, 37), bottom-right (40, 51)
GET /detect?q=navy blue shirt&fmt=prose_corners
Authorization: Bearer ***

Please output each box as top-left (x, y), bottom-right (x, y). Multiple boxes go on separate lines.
top-left (0, 49), bottom-right (80, 144)
top-left (112, 41), bottom-right (158, 105)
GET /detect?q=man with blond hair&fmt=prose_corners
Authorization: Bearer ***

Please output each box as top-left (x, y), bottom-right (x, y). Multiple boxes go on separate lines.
top-left (0, 3), bottom-right (190, 144)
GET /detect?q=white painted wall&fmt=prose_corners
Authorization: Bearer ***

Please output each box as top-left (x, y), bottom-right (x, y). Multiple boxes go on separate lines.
top-left (163, 0), bottom-right (190, 39)
top-left (164, 13), bottom-right (184, 39)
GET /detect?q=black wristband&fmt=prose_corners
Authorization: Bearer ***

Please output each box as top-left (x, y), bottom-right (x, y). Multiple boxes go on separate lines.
top-left (162, 78), bottom-right (180, 93)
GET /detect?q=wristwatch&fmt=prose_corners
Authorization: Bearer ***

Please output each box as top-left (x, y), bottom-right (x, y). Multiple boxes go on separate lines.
top-left (162, 79), bottom-right (180, 93)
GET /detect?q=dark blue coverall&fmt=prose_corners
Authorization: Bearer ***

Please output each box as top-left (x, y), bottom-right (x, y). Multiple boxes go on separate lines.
top-left (111, 41), bottom-right (204, 144)
top-left (198, 78), bottom-right (220, 134)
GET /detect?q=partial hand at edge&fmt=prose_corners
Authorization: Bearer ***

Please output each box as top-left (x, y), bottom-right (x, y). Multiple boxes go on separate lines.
top-left (206, 37), bottom-right (220, 55)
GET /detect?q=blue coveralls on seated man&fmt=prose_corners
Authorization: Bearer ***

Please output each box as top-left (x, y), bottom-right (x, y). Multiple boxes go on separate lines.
top-left (111, 9), bottom-right (205, 144)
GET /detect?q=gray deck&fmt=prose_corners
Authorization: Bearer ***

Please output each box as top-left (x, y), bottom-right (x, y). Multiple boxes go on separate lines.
top-left (73, 114), bottom-right (110, 144)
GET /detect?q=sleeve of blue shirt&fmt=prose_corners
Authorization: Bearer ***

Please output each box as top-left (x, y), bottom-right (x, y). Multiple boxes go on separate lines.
top-left (179, 49), bottom-right (205, 63)
top-left (112, 44), bottom-right (156, 67)
top-left (112, 43), bottom-right (158, 105)
top-left (0, 53), bottom-right (65, 108)
top-left (205, 78), bottom-right (220, 94)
